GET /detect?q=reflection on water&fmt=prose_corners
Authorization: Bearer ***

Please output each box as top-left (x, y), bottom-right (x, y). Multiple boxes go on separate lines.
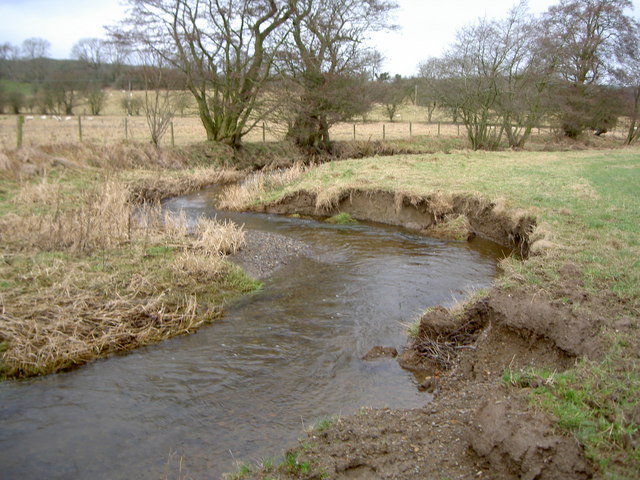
top-left (0, 188), bottom-right (506, 479)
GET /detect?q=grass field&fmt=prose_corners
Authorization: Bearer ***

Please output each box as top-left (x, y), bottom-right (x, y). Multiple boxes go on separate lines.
top-left (4, 88), bottom-right (633, 149)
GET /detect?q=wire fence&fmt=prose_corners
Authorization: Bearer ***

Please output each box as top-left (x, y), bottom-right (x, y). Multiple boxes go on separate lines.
top-left (0, 114), bottom-right (630, 149)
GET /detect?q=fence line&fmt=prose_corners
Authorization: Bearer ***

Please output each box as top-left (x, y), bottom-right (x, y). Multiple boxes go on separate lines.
top-left (0, 114), bottom-right (627, 149)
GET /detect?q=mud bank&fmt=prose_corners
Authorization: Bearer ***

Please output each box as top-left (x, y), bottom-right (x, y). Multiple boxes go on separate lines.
top-left (252, 188), bottom-right (536, 255)
top-left (238, 189), bottom-right (603, 480)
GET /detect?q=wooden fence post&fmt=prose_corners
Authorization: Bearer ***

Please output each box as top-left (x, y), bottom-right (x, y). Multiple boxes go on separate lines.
top-left (16, 115), bottom-right (24, 148)
top-left (78, 116), bottom-right (83, 142)
top-left (438, 122), bottom-right (441, 136)
top-left (170, 121), bottom-right (175, 147)
top-left (409, 122), bottom-right (412, 137)
top-left (383, 123), bottom-right (386, 141)
top-left (353, 123), bottom-right (356, 141)
top-left (262, 122), bottom-right (266, 143)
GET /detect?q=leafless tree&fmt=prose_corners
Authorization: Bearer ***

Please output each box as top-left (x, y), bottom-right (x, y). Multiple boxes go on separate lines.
top-left (138, 50), bottom-right (178, 146)
top-left (114, 0), bottom-right (292, 148)
top-left (279, 0), bottom-right (397, 153)
top-left (616, 25), bottom-right (640, 144)
top-left (21, 38), bottom-right (50, 60)
top-left (541, 0), bottom-right (637, 137)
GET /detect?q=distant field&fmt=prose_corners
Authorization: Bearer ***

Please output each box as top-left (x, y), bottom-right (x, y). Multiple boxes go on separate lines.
top-left (0, 87), bottom-right (632, 148)
top-left (0, 113), bottom-right (588, 149)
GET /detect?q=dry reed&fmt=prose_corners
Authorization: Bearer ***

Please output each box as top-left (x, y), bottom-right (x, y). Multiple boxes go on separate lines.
top-left (193, 217), bottom-right (246, 255)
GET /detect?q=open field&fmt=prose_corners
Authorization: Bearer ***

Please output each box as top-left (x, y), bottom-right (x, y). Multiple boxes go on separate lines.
top-left (1, 113), bottom-right (633, 150)
top-left (221, 147), bottom-right (640, 479)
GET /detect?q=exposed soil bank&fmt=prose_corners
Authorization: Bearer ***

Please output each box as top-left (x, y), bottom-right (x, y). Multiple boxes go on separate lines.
top-left (237, 189), bottom-right (604, 480)
top-left (252, 188), bottom-right (536, 256)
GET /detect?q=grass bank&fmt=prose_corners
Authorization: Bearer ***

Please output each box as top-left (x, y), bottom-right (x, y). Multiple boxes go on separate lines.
top-left (0, 144), bottom-right (261, 379)
top-left (221, 147), bottom-right (640, 478)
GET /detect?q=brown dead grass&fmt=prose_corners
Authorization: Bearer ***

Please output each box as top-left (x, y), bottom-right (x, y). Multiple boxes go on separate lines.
top-left (0, 159), bottom-right (250, 379)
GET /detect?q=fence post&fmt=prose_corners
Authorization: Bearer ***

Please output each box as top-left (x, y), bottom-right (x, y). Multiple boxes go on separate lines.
top-left (438, 122), bottom-right (441, 136)
top-left (457, 123), bottom-right (460, 136)
top-left (383, 123), bottom-right (386, 141)
top-left (262, 122), bottom-right (266, 143)
top-left (409, 122), bottom-right (412, 137)
top-left (125, 117), bottom-right (128, 141)
top-left (16, 115), bottom-right (24, 148)
top-left (353, 123), bottom-right (356, 141)
top-left (78, 116), bottom-right (83, 142)
top-left (170, 121), bottom-right (175, 147)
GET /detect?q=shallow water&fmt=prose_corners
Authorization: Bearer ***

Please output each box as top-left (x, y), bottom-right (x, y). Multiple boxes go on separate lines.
top-left (0, 189), bottom-right (507, 479)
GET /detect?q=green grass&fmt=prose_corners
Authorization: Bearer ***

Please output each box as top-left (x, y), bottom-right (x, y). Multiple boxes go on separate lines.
top-left (311, 415), bottom-right (338, 433)
top-left (503, 344), bottom-right (640, 478)
top-left (325, 212), bottom-right (358, 225)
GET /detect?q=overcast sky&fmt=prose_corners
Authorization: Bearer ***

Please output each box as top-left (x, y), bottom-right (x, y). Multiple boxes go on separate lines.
top-left (2, 0), bottom-right (639, 77)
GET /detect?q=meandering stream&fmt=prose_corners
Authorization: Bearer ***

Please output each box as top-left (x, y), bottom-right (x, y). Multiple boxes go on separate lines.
top-left (0, 189), bottom-right (506, 479)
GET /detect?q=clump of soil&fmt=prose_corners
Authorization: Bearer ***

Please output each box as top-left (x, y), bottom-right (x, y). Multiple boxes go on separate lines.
top-left (362, 346), bottom-right (398, 360)
top-left (422, 213), bottom-right (475, 241)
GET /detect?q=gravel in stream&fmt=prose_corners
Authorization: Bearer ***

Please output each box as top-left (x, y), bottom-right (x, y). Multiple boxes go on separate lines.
top-left (230, 230), bottom-right (313, 280)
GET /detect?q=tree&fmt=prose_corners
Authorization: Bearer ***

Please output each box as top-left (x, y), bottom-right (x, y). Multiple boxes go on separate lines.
top-left (434, 18), bottom-right (506, 150)
top-left (20, 37), bottom-right (51, 87)
top-left (492, 2), bottom-right (551, 148)
top-left (418, 2), bottom-right (552, 150)
top-left (541, 0), bottom-right (637, 137)
top-left (616, 25), bottom-right (640, 144)
top-left (377, 74), bottom-right (407, 122)
top-left (115, 0), bottom-right (293, 148)
top-left (281, 0), bottom-right (397, 153)
top-left (138, 50), bottom-right (178, 146)
top-left (86, 86), bottom-right (107, 115)
top-left (21, 38), bottom-right (50, 59)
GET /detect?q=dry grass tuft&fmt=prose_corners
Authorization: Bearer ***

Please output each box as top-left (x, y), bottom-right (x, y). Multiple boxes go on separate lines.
top-left (193, 217), bottom-right (246, 255)
top-left (315, 186), bottom-right (345, 212)
top-left (129, 167), bottom-right (245, 203)
top-left (218, 163), bottom-right (306, 210)
top-left (172, 251), bottom-right (227, 281)
top-left (2, 180), bottom-right (132, 252)
top-left (424, 214), bottom-right (472, 241)
top-left (0, 289), bottom-right (210, 378)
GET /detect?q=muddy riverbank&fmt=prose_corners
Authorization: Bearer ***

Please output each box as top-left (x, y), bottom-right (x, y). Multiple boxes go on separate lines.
top-left (231, 188), bottom-right (607, 480)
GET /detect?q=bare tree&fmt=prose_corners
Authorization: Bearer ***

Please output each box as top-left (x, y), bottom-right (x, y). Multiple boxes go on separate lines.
top-left (281, 0), bottom-right (397, 153)
top-left (377, 74), bottom-right (408, 122)
top-left (114, 0), bottom-right (292, 148)
top-left (139, 50), bottom-right (178, 146)
top-left (21, 38), bottom-right (50, 59)
top-left (616, 26), bottom-right (640, 144)
top-left (418, 2), bottom-right (551, 150)
top-left (541, 0), bottom-right (637, 137)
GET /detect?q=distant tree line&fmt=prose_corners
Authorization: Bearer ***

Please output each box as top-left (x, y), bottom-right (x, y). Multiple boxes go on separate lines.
top-left (1, 0), bottom-right (640, 151)
top-left (0, 36), bottom-right (184, 117)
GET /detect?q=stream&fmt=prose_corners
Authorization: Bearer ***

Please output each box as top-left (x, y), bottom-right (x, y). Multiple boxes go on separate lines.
top-left (0, 188), bottom-right (506, 479)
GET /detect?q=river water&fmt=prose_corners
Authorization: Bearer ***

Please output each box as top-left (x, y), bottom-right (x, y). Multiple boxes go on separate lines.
top-left (0, 189), bottom-right (506, 479)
